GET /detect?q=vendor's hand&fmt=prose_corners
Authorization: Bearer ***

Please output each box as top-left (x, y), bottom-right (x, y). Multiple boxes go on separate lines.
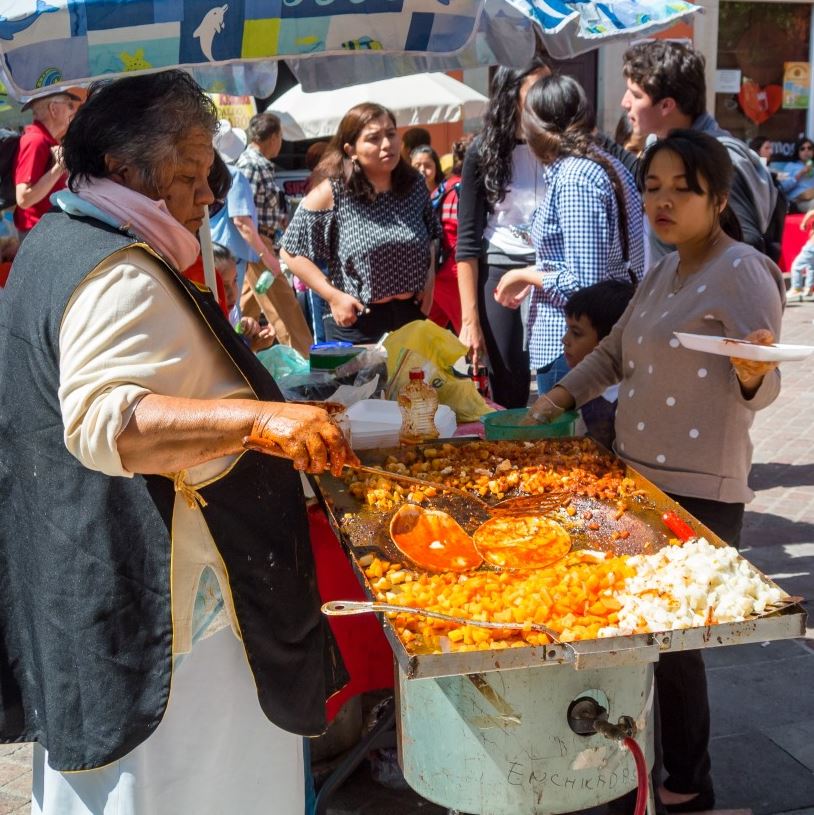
top-left (494, 268), bottom-right (535, 309)
top-left (524, 387), bottom-right (575, 425)
top-left (329, 291), bottom-right (366, 328)
top-left (250, 402), bottom-right (358, 476)
top-left (730, 329), bottom-right (779, 391)
top-left (798, 187), bottom-right (814, 201)
top-left (459, 318), bottom-right (486, 370)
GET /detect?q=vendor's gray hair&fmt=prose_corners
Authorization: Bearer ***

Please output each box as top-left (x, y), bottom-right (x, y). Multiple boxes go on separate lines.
top-left (62, 70), bottom-right (218, 196)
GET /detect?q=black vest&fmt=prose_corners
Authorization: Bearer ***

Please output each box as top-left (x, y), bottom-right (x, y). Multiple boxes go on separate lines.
top-left (0, 212), bottom-right (347, 770)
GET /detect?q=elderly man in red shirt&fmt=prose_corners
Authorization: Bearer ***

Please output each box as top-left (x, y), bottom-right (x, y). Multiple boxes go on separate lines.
top-left (14, 90), bottom-right (81, 239)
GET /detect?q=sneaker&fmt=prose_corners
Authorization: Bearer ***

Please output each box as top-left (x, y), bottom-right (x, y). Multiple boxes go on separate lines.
top-left (788, 287), bottom-right (805, 301)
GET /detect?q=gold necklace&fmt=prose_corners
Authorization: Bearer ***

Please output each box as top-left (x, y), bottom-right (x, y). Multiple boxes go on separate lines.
top-left (672, 234), bottom-right (722, 294)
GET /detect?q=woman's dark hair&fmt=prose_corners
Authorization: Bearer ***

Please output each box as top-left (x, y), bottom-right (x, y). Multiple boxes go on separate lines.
top-left (410, 145), bottom-right (444, 187)
top-left (749, 136), bottom-right (770, 153)
top-left (402, 127), bottom-right (431, 153)
top-left (565, 279), bottom-right (635, 340)
top-left (451, 134), bottom-right (473, 176)
top-left (479, 56), bottom-right (551, 206)
top-left (523, 75), bottom-right (632, 263)
top-left (63, 69), bottom-right (218, 195)
top-left (208, 151), bottom-right (232, 216)
top-left (319, 102), bottom-right (415, 201)
top-left (637, 129), bottom-right (743, 242)
top-left (795, 137), bottom-right (814, 160)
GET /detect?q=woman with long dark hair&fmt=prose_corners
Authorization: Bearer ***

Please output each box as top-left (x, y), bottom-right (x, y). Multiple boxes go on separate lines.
top-left (455, 57), bottom-right (550, 407)
top-left (532, 130), bottom-right (784, 813)
top-left (281, 103), bottom-right (441, 343)
top-left (494, 74), bottom-right (645, 393)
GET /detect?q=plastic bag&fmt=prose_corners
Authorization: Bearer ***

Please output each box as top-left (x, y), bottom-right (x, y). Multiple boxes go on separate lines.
top-left (256, 345), bottom-right (310, 379)
top-left (384, 321), bottom-right (489, 423)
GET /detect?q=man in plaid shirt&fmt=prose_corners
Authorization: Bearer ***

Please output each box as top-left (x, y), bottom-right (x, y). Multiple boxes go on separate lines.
top-left (236, 112), bottom-right (288, 247)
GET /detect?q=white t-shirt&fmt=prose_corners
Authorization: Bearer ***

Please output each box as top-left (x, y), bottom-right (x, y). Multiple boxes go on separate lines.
top-left (483, 142), bottom-right (547, 257)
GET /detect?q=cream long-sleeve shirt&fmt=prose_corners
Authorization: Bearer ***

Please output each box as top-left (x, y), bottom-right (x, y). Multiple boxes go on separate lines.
top-left (558, 243), bottom-right (784, 504)
top-left (58, 248), bottom-right (254, 653)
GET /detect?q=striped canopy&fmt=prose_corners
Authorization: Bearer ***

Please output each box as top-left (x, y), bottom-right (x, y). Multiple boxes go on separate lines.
top-left (0, 0), bottom-right (700, 99)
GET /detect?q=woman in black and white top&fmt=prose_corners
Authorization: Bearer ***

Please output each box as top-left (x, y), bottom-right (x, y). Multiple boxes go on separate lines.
top-left (281, 103), bottom-right (441, 344)
top-left (456, 57), bottom-right (550, 408)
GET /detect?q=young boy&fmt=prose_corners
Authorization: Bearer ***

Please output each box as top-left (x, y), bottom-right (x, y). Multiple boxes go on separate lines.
top-left (213, 242), bottom-right (274, 352)
top-left (562, 279), bottom-right (635, 450)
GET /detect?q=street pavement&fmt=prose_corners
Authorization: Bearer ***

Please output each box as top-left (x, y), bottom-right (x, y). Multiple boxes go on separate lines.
top-left (2, 302), bottom-right (813, 815)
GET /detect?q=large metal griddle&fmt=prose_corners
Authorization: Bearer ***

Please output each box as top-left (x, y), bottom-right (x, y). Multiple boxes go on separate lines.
top-left (315, 438), bottom-right (806, 679)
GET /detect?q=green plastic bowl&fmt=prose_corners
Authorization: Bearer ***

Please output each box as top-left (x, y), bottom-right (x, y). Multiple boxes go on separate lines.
top-left (480, 408), bottom-right (579, 440)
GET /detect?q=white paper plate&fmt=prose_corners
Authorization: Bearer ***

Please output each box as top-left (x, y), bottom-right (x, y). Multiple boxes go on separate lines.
top-left (673, 332), bottom-right (814, 362)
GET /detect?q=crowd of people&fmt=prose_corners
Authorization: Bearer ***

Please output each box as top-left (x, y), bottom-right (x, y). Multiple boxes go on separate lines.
top-left (0, 36), bottom-right (799, 815)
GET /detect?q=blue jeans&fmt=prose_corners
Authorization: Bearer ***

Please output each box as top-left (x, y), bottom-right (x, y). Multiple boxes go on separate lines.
top-left (535, 353), bottom-right (570, 395)
top-left (791, 240), bottom-right (814, 291)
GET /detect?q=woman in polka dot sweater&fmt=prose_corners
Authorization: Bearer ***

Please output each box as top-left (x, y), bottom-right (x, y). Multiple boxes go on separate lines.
top-left (533, 130), bottom-right (785, 813)
top-left (281, 103), bottom-right (441, 344)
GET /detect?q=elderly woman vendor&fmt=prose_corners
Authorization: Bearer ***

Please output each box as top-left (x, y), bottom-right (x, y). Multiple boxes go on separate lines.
top-left (0, 71), bottom-right (354, 814)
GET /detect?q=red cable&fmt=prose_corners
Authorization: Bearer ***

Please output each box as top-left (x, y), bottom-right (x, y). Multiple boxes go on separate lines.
top-left (623, 736), bottom-right (649, 815)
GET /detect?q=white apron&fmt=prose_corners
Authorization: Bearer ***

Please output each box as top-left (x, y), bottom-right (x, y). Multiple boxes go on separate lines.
top-left (31, 625), bottom-right (305, 815)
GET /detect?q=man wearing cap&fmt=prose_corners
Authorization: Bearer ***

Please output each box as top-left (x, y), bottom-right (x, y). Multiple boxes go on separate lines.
top-left (14, 90), bottom-right (80, 238)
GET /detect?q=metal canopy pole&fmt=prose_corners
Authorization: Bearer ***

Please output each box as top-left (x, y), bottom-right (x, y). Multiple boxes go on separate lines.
top-left (199, 204), bottom-right (218, 294)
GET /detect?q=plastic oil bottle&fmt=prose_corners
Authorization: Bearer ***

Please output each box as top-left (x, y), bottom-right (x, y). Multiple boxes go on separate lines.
top-left (397, 368), bottom-right (439, 445)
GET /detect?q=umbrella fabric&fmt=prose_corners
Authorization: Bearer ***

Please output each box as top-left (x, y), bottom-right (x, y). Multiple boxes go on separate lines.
top-left (0, 0), bottom-right (700, 100)
top-left (274, 73), bottom-right (488, 140)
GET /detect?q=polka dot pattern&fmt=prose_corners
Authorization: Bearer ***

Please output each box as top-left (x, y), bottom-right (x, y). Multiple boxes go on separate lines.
top-left (666, 396), bottom-right (676, 406)
top-left (669, 338), bottom-right (680, 348)
top-left (697, 284), bottom-right (707, 293)
top-left (656, 454), bottom-right (666, 464)
top-left (282, 175), bottom-right (438, 303)
top-left (689, 429), bottom-right (700, 439)
top-left (698, 368), bottom-right (708, 378)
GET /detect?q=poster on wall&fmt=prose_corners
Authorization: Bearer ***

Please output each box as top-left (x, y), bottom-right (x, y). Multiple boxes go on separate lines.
top-left (783, 62), bottom-right (810, 109)
top-left (209, 94), bottom-right (257, 129)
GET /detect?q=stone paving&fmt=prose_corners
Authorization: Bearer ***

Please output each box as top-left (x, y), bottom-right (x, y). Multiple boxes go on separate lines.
top-left (2, 301), bottom-right (813, 815)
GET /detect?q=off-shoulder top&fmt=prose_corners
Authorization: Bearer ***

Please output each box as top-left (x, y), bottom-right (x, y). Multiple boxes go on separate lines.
top-left (281, 174), bottom-right (442, 304)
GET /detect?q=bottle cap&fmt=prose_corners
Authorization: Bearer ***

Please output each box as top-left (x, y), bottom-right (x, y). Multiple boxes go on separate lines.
top-left (408, 368), bottom-right (424, 381)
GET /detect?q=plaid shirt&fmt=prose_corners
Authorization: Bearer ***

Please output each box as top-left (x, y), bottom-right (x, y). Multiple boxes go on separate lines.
top-left (527, 151), bottom-right (645, 368)
top-left (235, 145), bottom-right (287, 239)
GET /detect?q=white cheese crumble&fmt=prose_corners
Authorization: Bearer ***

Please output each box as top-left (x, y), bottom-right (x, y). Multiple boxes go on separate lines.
top-left (599, 539), bottom-right (787, 637)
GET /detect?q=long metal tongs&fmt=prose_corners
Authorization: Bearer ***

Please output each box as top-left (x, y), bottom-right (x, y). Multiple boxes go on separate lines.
top-left (322, 599), bottom-right (566, 645)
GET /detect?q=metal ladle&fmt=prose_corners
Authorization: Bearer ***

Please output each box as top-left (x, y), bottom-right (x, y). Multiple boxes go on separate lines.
top-left (321, 599), bottom-right (565, 645)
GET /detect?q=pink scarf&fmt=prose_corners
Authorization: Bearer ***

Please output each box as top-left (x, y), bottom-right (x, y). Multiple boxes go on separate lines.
top-left (74, 177), bottom-right (200, 271)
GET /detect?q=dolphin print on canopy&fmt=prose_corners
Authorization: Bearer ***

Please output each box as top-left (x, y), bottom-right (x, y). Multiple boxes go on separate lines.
top-left (0, 0), bottom-right (700, 99)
